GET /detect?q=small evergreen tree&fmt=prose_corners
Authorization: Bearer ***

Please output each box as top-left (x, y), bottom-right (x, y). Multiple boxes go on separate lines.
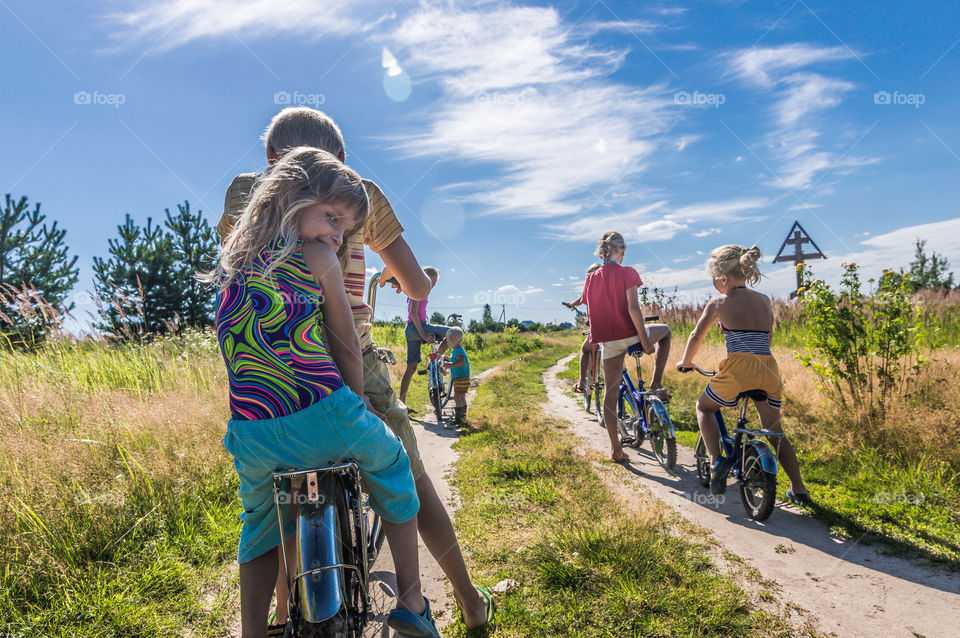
top-left (907, 239), bottom-right (954, 291)
top-left (0, 194), bottom-right (79, 345)
top-left (93, 201), bottom-right (218, 339)
top-left (429, 311), bottom-right (446, 325)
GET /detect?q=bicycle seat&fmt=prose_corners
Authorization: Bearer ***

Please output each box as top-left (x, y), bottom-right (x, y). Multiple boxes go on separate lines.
top-left (627, 343), bottom-right (645, 357)
top-left (737, 389), bottom-right (768, 402)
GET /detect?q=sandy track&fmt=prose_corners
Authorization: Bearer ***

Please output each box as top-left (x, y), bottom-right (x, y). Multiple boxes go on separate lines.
top-left (545, 353), bottom-right (959, 638)
top-left (365, 365), bottom-right (504, 637)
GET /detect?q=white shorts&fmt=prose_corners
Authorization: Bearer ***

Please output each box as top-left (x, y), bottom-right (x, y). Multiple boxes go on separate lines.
top-left (600, 334), bottom-right (645, 360)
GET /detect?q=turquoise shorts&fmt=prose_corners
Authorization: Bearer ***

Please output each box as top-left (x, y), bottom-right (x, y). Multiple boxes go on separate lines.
top-left (223, 386), bottom-right (420, 564)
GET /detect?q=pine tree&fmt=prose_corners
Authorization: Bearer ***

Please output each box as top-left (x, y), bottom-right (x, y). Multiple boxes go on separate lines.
top-left (0, 194), bottom-right (79, 344)
top-left (907, 239), bottom-right (955, 291)
top-left (164, 201), bottom-right (218, 329)
top-left (92, 202), bottom-right (219, 339)
top-left (429, 311), bottom-right (446, 325)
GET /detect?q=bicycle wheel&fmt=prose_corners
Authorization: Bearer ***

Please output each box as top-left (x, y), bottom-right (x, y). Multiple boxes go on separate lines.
top-left (739, 447), bottom-right (777, 521)
top-left (644, 398), bottom-right (677, 470)
top-left (694, 435), bottom-right (710, 488)
top-left (582, 380), bottom-right (592, 412)
top-left (617, 390), bottom-right (641, 446)
top-left (430, 387), bottom-right (442, 423)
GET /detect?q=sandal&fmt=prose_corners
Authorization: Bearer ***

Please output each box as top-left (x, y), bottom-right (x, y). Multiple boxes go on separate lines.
top-left (786, 489), bottom-right (813, 506)
top-left (387, 597), bottom-right (441, 637)
top-left (466, 585), bottom-right (496, 633)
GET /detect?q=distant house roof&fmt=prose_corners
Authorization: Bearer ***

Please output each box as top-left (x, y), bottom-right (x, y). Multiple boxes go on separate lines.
top-left (558, 322), bottom-right (574, 330)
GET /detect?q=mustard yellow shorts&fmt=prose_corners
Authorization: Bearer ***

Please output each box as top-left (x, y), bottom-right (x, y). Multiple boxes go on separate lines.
top-left (363, 347), bottom-right (425, 480)
top-left (704, 353), bottom-right (783, 410)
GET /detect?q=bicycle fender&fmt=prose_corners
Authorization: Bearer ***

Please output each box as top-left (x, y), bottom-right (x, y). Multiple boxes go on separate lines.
top-left (646, 398), bottom-right (676, 438)
top-left (745, 440), bottom-right (779, 474)
top-left (297, 473), bottom-right (347, 623)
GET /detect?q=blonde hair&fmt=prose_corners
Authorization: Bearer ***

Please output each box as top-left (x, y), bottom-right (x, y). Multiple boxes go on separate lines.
top-left (585, 262), bottom-right (602, 275)
top-left (263, 107), bottom-right (345, 157)
top-left (594, 232), bottom-right (626, 262)
top-left (706, 244), bottom-right (762, 286)
top-left (446, 326), bottom-right (464, 345)
top-left (423, 266), bottom-right (439, 279)
top-left (211, 147), bottom-right (368, 289)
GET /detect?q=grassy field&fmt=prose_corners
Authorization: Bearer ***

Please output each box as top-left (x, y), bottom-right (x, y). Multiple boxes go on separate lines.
top-left (558, 339), bottom-right (960, 570)
top-left (0, 327), bottom-right (549, 636)
top-left (445, 340), bottom-right (815, 636)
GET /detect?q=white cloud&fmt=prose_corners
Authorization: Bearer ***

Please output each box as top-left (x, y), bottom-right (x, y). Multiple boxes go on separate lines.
top-left (728, 44), bottom-right (878, 192)
top-left (672, 197), bottom-right (771, 222)
top-left (636, 218), bottom-right (688, 241)
top-left (727, 44), bottom-right (854, 87)
top-left (693, 228), bottom-right (721, 237)
top-left (108, 0), bottom-right (386, 51)
top-left (388, 5), bottom-right (679, 218)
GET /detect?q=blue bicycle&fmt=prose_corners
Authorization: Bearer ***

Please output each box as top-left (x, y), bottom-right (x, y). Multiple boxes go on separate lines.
top-left (616, 320), bottom-right (677, 470)
top-left (680, 365), bottom-right (783, 521)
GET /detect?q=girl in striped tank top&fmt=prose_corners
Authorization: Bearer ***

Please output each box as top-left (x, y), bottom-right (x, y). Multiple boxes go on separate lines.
top-left (677, 245), bottom-right (811, 505)
top-left (209, 148), bottom-right (440, 638)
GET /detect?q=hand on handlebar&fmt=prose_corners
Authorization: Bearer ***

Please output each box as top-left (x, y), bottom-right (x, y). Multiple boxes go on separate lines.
top-left (676, 361), bottom-right (694, 372)
top-left (424, 333), bottom-right (436, 343)
top-left (378, 266), bottom-right (402, 293)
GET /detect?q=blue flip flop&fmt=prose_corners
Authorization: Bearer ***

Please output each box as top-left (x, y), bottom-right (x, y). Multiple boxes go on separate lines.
top-left (387, 597), bottom-right (441, 637)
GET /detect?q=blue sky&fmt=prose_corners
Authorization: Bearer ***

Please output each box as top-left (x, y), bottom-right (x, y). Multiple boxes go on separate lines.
top-left (3, 0), bottom-right (959, 328)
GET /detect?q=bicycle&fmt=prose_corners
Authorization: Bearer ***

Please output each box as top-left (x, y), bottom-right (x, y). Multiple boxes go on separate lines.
top-left (272, 463), bottom-right (378, 636)
top-left (615, 316), bottom-right (677, 470)
top-left (678, 364), bottom-right (783, 521)
top-left (413, 313), bottom-right (460, 425)
top-left (562, 304), bottom-right (603, 420)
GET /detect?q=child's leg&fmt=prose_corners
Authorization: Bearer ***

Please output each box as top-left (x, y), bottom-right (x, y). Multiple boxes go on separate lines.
top-left (399, 362), bottom-right (418, 404)
top-left (383, 516), bottom-right (427, 614)
top-left (695, 392), bottom-right (724, 465)
top-left (754, 400), bottom-right (808, 495)
top-left (240, 547), bottom-right (279, 638)
top-left (601, 354), bottom-right (629, 462)
top-left (577, 336), bottom-right (592, 389)
top-left (272, 533), bottom-right (296, 625)
top-left (645, 324), bottom-right (672, 391)
top-left (454, 391), bottom-right (467, 407)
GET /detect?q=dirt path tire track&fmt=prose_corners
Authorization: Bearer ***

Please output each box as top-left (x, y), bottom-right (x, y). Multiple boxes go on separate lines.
top-left (364, 363), bottom-right (506, 637)
top-left (545, 353), bottom-right (960, 638)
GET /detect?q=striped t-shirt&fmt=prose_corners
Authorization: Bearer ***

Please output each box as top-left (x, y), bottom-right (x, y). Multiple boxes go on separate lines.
top-left (219, 174), bottom-right (404, 348)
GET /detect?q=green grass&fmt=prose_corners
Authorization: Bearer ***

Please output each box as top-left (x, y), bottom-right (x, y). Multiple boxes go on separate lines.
top-left (557, 352), bottom-right (960, 570)
top-left (445, 345), bottom-right (810, 636)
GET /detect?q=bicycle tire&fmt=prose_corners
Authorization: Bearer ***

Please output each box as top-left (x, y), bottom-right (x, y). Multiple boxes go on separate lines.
top-left (583, 382), bottom-right (591, 412)
top-left (429, 387), bottom-right (442, 423)
top-left (644, 399), bottom-right (677, 470)
top-left (739, 447), bottom-right (777, 521)
top-left (693, 436), bottom-right (711, 488)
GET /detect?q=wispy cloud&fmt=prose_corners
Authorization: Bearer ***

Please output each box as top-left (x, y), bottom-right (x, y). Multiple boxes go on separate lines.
top-left (108, 0), bottom-right (388, 51)
top-left (387, 5), bottom-right (680, 218)
top-left (727, 43), bottom-right (877, 192)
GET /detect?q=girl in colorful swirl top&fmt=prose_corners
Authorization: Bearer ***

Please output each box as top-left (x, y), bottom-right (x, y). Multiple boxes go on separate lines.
top-left (209, 147), bottom-right (441, 638)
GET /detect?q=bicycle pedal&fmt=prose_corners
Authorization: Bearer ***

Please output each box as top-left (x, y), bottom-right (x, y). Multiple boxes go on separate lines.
top-left (417, 369), bottom-right (427, 375)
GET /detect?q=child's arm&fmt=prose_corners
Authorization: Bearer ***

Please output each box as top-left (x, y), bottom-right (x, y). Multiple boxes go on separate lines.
top-left (302, 240), bottom-right (364, 395)
top-left (563, 293), bottom-right (585, 308)
top-left (443, 356), bottom-right (467, 370)
top-left (625, 285), bottom-right (655, 354)
top-left (378, 237), bottom-right (432, 300)
top-left (677, 298), bottom-right (719, 368)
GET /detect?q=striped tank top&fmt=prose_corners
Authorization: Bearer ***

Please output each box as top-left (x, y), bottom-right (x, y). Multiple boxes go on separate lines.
top-left (216, 238), bottom-right (344, 421)
top-left (721, 325), bottom-right (772, 355)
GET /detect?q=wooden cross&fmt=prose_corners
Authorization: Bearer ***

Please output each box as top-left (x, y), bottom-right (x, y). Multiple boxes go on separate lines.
top-left (773, 221), bottom-right (826, 297)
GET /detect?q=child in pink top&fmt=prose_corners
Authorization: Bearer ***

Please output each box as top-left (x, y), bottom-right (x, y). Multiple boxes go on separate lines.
top-left (581, 232), bottom-right (672, 462)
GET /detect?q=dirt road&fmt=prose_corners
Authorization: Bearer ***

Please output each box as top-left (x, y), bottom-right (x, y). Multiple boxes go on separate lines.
top-left (545, 354), bottom-right (960, 638)
top-left (365, 365), bottom-right (502, 637)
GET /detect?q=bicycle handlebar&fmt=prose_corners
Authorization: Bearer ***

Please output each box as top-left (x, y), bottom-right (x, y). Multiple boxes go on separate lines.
top-left (677, 364), bottom-right (717, 377)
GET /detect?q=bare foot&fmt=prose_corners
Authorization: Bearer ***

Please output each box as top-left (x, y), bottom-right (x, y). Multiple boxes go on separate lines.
top-left (573, 379), bottom-right (587, 393)
top-left (611, 450), bottom-right (629, 463)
